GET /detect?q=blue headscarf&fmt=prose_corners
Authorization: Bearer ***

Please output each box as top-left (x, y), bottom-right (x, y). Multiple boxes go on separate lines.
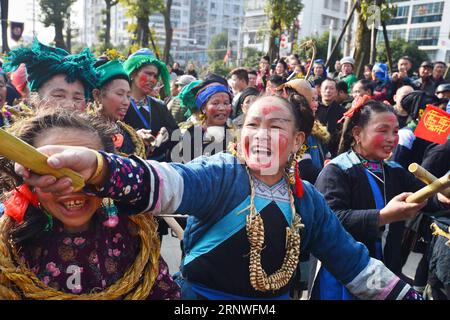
top-left (313, 59), bottom-right (327, 78)
top-left (372, 63), bottom-right (389, 82)
top-left (195, 84), bottom-right (231, 109)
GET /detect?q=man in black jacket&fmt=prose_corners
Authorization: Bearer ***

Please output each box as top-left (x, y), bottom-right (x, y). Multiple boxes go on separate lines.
top-left (316, 78), bottom-right (345, 157)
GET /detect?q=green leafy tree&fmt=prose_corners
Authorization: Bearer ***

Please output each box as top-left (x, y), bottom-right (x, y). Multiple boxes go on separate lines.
top-left (243, 47), bottom-right (264, 69)
top-left (39, 0), bottom-right (76, 50)
top-left (156, 0), bottom-right (173, 64)
top-left (207, 32), bottom-right (228, 63)
top-left (265, 0), bottom-right (303, 62)
top-left (208, 60), bottom-right (232, 77)
top-left (354, 0), bottom-right (394, 77)
top-left (297, 32), bottom-right (342, 63)
top-left (120, 0), bottom-right (153, 49)
top-left (377, 38), bottom-right (429, 72)
top-left (102, 0), bottom-right (119, 49)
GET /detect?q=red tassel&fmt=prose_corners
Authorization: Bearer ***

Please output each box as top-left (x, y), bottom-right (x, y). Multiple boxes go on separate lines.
top-left (4, 185), bottom-right (39, 224)
top-left (294, 161), bottom-right (304, 198)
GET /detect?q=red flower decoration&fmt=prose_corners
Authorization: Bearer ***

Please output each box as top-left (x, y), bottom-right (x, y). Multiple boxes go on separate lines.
top-left (4, 185), bottom-right (39, 224)
top-left (338, 95), bottom-right (372, 123)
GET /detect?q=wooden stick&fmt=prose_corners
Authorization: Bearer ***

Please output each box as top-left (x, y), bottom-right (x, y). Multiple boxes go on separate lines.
top-left (406, 172), bottom-right (450, 203)
top-left (408, 163), bottom-right (450, 198)
top-left (0, 128), bottom-right (85, 191)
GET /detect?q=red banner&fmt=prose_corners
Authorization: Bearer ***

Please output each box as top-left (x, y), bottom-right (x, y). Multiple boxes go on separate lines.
top-left (414, 105), bottom-right (450, 144)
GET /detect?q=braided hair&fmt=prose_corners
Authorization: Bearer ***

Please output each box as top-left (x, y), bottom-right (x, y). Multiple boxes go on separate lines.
top-left (338, 100), bottom-right (395, 155)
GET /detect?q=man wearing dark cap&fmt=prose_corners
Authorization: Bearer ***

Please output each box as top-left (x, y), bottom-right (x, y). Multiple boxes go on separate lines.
top-left (414, 61), bottom-right (436, 96)
top-left (435, 83), bottom-right (450, 100)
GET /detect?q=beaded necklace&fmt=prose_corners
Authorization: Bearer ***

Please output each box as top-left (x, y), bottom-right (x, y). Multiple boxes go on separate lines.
top-left (245, 167), bottom-right (304, 292)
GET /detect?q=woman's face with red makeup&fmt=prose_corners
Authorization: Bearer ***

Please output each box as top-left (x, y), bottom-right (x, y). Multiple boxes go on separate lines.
top-left (33, 128), bottom-right (103, 233)
top-left (241, 96), bottom-right (304, 177)
top-left (353, 111), bottom-right (399, 161)
top-left (133, 64), bottom-right (159, 95)
top-left (203, 92), bottom-right (232, 127)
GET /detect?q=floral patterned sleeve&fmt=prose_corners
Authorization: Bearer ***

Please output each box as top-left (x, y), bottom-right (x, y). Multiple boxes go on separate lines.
top-left (85, 152), bottom-right (154, 214)
top-left (148, 257), bottom-right (181, 300)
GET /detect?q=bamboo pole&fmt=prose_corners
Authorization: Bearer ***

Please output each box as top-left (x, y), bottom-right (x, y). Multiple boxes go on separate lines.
top-left (0, 128), bottom-right (85, 191)
top-left (408, 163), bottom-right (450, 198)
top-left (324, 0), bottom-right (358, 69)
top-left (381, 21), bottom-right (393, 72)
top-left (406, 172), bottom-right (450, 203)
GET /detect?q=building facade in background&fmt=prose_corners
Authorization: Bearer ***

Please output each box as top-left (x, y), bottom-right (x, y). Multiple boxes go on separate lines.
top-left (386, 0), bottom-right (450, 61)
top-left (242, 0), bottom-right (348, 60)
top-left (79, 0), bottom-right (244, 66)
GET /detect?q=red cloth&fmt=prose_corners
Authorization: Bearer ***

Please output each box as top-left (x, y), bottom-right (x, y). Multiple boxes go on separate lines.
top-left (414, 105), bottom-right (450, 145)
top-left (10, 63), bottom-right (28, 96)
top-left (4, 184), bottom-right (39, 224)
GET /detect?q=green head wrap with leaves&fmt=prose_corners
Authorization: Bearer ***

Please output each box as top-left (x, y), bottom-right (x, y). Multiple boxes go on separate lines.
top-left (95, 59), bottom-right (129, 88)
top-left (3, 38), bottom-right (98, 99)
top-left (178, 79), bottom-right (202, 118)
top-left (122, 48), bottom-right (171, 96)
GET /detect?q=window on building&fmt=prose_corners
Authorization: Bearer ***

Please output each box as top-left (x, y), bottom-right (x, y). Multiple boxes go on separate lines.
top-left (422, 50), bottom-right (437, 61)
top-left (331, 0), bottom-right (340, 11)
top-left (172, 9), bottom-right (181, 19)
top-left (408, 26), bottom-right (440, 46)
top-left (377, 29), bottom-right (406, 42)
top-left (324, 0), bottom-right (330, 9)
top-left (321, 14), bottom-right (339, 29)
top-left (411, 2), bottom-right (444, 23)
top-left (387, 5), bottom-right (409, 25)
top-left (248, 32), bottom-right (256, 44)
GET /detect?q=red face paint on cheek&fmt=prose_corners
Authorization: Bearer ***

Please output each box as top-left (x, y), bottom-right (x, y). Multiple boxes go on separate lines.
top-left (371, 134), bottom-right (385, 148)
top-left (276, 133), bottom-right (289, 159)
top-left (137, 74), bottom-right (152, 94)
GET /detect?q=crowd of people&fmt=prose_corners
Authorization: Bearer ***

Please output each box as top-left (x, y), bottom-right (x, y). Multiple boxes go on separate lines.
top-left (0, 38), bottom-right (449, 300)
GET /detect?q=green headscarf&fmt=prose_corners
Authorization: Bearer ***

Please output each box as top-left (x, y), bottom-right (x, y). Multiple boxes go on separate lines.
top-left (122, 48), bottom-right (171, 96)
top-left (3, 38), bottom-right (98, 99)
top-left (95, 59), bottom-right (129, 88)
top-left (178, 79), bottom-right (202, 118)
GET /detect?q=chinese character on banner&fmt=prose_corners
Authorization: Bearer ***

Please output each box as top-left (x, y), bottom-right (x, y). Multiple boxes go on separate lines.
top-left (10, 22), bottom-right (24, 42)
top-left (414, 105), bottom-right (450, 144)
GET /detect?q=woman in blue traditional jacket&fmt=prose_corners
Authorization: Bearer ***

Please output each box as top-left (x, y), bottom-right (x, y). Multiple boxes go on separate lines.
top-left (16, 95), bottom-right (424, 300)
top-left (313, 96), bottom-right (450, 300)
